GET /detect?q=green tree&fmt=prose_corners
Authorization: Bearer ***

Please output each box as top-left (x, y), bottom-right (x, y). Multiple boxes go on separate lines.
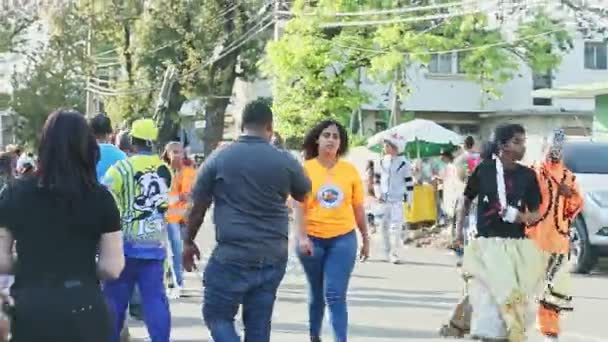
top-left (92, 0), bottom-right (272, 154)
top-left (9, 6), bottom-right (89, 145)
top-left (263, 0), bottom-right (574, 143)
top-left (0, 9), bottom-right (37, 54)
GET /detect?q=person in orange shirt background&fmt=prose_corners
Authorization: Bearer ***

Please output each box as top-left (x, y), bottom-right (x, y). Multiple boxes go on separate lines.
top-left (526, 129), bottom-right (583, 342)
top-left (162, 141), bottom-right (197, 298)
top-left (294, 120), bottom-right (370, 342)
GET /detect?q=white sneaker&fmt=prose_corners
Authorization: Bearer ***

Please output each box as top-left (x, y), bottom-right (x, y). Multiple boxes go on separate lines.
top-left (544, 336), bottom-right (558, 342)
top-left (168, 286), bottom-right (182, 299)
top-left (389, 253), bottom-right (401, 264)
top-left (383, 251), bottom-right (391, 262)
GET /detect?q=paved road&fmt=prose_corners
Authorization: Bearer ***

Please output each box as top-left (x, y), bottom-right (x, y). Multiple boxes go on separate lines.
top-left (128, 226), bottom-right (608, 342)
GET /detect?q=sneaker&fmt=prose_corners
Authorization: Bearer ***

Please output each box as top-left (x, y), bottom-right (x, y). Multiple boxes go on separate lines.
top-left (168, 286), bottom-right (182, 299)
top-left (383, 251), bottom-right (391, 263)
top-left (389, 253), bottom-right (401, 264)
top-left (544, 336), bottom-right (558, 342)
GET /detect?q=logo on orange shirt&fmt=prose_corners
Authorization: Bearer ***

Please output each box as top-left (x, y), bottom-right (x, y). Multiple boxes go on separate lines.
top-left (317, 184), bottom-right (344, 209)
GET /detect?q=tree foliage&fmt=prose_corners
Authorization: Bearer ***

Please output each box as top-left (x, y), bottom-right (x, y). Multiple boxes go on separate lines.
top-left (263, 0), bottom-right (578, 143)
top-left (9, 6), bottom-right (89, 146)
top-left (0, 9), bottom-right (37, 54)
top-left (91, 0), bottom-right (272, 153)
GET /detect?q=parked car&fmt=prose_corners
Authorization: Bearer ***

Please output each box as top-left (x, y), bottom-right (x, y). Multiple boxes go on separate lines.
top-left (563, 140), bottom-right (608, 273)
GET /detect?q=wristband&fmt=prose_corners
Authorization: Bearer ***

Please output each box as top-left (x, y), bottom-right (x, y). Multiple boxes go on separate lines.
top-left (503, 206), bottom-right (518, 223)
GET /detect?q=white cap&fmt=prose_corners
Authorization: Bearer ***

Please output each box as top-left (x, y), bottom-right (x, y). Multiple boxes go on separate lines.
top-left (383, 135), bottom-right (406, 153)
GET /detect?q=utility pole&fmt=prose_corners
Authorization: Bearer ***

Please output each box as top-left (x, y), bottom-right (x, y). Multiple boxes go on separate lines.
top-left (350, 68), bottom-right (363, 135)
top-left (153, 66), bottom-right (177, 124)
top-left (85, 0), bottom-right (95, 117)
top-left (274, 0), bottom-right (281, 41)
top-left (389, 68), bottom-right (402, 128)
top-left (153, 65), bottom-right (177, 150)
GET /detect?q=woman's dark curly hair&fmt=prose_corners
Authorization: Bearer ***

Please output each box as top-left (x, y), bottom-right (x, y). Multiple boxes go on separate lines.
top-left (302, 119), bottom-right (349, 160)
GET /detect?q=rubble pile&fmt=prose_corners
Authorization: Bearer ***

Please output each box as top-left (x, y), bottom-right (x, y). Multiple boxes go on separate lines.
top-left (404, 224), bottom-right (453, 249)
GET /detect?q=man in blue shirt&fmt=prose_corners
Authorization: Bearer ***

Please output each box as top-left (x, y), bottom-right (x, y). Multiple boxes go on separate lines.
top-left (90, 114), bottom-right (127, 182)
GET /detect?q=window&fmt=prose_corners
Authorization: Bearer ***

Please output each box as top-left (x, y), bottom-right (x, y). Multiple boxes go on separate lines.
top-left (429, 52), bottom-right (467, 75)
top-left (564, 143), bottom-right (608, 174)
top-left (458, 124), bottom-right (480, 135)
top-left (375, 121), bottom-right (387, 133)
top-left (533, 71), bottom-right (552, 106)
top-left (429, 53), bottom-right (453, 74)
top-left (584, 42), bottom-right (607, 70)
top-left (456, 52), bottom-right (469, 74)
top-left (563, 126), bottom-right (590, 136)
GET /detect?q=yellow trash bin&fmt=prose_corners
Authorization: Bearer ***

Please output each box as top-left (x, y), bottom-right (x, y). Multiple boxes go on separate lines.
top-left (405, 184), bottom-right (437, 224)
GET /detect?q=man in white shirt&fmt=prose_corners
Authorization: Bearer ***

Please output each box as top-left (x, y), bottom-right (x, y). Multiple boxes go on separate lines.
top-left (376, 136), bottom-right (414, 264)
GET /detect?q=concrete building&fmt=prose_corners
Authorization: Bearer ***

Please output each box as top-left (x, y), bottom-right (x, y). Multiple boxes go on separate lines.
top-left (223, 33), bottom-right (605, 161)
top-left (357, 34), bottom-right (600, 138)
top-left (533, 80), bottom-right (608, 137)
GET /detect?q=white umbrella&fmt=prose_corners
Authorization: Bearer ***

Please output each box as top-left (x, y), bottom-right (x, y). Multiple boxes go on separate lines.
top-left (367, 118), bottom-right (463, 149)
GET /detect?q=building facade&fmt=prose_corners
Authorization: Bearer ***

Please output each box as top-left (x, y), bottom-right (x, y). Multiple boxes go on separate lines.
top-left (225, 33), bottom-right (604, 161)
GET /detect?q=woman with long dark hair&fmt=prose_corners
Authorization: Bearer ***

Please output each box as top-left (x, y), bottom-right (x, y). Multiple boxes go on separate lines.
top-left (295, 119), bottom-right (370, 342)
top-left (456, 124), bottom-right (547, 341)
top-left (0, 110), bottom-right (125, 341)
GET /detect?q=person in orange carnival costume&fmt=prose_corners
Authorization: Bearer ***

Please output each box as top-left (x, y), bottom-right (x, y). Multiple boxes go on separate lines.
top-left (526, 128), bottom-right (583, 342)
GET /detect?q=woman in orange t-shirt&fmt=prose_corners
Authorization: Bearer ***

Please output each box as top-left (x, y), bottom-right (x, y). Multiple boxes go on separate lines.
top-left (294, 120), bottom-right (370, 342)
top-left (162, 142), bottom-right (196, 297)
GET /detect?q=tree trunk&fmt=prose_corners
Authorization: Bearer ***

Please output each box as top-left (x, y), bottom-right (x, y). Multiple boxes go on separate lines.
top-left (202, 57), bottom-right (238, 157)
top-left (123, 21), bottom-right (133, 87)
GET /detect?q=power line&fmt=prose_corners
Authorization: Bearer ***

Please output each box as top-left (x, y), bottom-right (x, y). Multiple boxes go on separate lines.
top-left (90, 0), bottom-right (272, 78)
top-left (183, 16), bottom-right (274, 78)
top-left (330, 28), bottom-right (568, 57)
top-left (281, 0), bottom-right (485, 17)
top-left (86, 81), bottom-right (157, 96)
top-left (88, 16), bottom-right (275, 97)
top-left (91, 1), bottom-right (246, 58)
top-left (278, 0), bottom-right (555, 28)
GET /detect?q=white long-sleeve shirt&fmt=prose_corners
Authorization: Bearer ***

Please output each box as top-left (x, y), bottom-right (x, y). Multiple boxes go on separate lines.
top-left (376, 155), bottom-right (415, 205)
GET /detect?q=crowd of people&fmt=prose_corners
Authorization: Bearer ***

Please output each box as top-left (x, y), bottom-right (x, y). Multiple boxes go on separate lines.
top-left (0, 98), bottom-right (582, 342)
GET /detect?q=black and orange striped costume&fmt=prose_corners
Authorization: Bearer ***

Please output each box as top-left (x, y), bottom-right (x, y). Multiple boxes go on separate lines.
top-left (527, 160), bottom-right (583, 339)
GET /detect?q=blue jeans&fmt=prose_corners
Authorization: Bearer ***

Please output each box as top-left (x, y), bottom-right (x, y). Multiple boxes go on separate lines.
top-left (104, 258), bottom-right (171, 342)
top-left (202, 257), bottom-right (287, 342)
top-left (167, 222), bottom-right (184, 287)
top-left (297, 230), bottom-right (357, 342)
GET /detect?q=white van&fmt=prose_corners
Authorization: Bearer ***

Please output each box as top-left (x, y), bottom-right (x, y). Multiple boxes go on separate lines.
top-left (563, 140), bottom-right (608, 273)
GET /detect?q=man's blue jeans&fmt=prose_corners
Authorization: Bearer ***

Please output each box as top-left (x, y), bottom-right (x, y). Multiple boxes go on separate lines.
top-left (167, 222), bottom-right (184, 287)
top-left (297, 230), bottom-right (357, 342)
top-left (202, 257), bottom-right (287, 342)
top-left (104, 258), bottom-right (171, 342)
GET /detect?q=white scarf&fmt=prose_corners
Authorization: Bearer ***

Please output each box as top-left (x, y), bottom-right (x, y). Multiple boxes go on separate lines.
top-left (494, 155), bottom-right (517, 223)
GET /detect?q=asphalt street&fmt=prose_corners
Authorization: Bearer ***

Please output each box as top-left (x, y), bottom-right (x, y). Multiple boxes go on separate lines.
top-left (127, 222), bottom-right (608, 342)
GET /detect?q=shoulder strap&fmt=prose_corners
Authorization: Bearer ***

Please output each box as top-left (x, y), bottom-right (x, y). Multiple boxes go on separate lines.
top-left (397, 160), bottom-right (407, 171)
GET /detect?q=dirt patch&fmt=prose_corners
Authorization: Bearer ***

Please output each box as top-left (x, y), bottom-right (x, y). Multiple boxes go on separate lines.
top-left (404, 224), bottom-right (453, 249)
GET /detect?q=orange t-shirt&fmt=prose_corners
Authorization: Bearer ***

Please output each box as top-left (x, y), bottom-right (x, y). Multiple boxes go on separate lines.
top-left (303, 159), bottom-right (364, 239)
top-left (166, 166), bottom-right (197, 224)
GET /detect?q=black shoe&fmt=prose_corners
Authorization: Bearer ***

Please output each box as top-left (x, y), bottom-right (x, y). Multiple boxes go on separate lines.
top-left (310, 337), bottom-right (321, 342)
